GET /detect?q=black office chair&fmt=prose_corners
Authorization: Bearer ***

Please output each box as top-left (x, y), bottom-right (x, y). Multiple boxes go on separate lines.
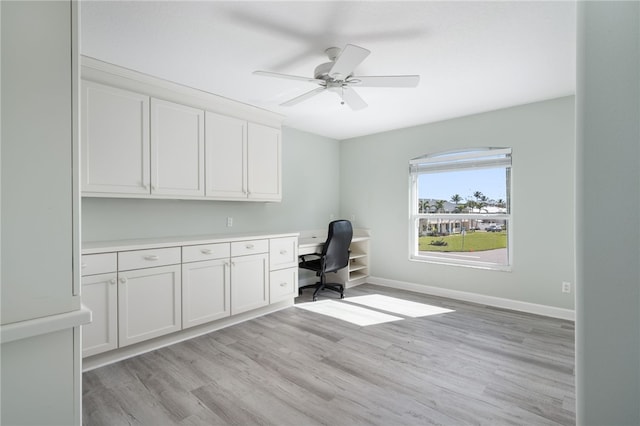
top-left (298, 220), bottom-right (353, 301)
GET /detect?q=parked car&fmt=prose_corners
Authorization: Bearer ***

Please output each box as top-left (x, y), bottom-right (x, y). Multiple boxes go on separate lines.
top-left (486, 225), bottom-right (502, 232)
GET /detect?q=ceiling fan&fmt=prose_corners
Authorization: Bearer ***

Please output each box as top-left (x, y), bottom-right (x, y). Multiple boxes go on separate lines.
top-left (253, 44), bottom-right (420, 110)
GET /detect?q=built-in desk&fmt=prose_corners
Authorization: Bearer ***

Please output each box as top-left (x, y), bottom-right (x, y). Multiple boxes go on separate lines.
top-left (298, 231), bottom-right (370, 287)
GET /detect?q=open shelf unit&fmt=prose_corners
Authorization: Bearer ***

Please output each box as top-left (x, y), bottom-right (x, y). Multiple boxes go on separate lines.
top-left (346, 237), bottom-right (370, 285)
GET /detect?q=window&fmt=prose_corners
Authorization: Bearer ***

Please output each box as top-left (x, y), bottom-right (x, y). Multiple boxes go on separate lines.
top-left (409, 148), bottom-right (512, 270)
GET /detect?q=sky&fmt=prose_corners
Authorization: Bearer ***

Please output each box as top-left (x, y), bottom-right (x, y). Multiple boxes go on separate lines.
top-left (418, 168), bottom-right (507, 202)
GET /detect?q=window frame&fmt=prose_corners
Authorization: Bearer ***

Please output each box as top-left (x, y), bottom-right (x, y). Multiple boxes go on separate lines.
top-left (408, 148), bottom-right (513, 271)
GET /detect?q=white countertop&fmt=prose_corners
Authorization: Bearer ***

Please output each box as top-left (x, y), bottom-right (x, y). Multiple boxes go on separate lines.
top-left (82, 231), bottom-right (300, 254)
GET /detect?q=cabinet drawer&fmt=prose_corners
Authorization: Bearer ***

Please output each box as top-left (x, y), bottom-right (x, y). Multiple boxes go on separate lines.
top-left (269, 237), bottom-right (298, 270)
top-left (270, 267), bottom-right (298, 303)
top-left (182, 243), bottom-right (230, 263)
top-left (231, 239), bottom-right (269, 257)
top-left (118, 247), bottom-right (181, 271)
top-left (81, 253), bottom-right (117, 276)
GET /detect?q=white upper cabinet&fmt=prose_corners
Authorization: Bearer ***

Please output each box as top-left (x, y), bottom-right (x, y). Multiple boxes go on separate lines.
top-left (80, 58), bottom-right (283, 201)
top-left (82, 81), bottom-right (150, 194)
top-left (205, 112), bottom-right (247, 199)
top-left (205, 112), bottom-right (281, 201)
top-left (247, 123), bottom-right (282, 201)
top-left (151, 99), bottom-right (204, 196)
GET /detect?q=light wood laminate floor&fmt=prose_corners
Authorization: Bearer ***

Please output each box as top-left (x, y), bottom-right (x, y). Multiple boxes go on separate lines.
top-left (83, 284), bottom-right (575, 425)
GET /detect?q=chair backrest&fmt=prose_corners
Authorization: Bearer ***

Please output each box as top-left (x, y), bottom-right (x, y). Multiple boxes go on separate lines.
top-left (321, 220), bottom-right (353, 273)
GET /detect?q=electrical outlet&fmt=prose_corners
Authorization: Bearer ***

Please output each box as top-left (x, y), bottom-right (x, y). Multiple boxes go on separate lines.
top-left (226, 217), bottom-right (233, 227)
top-left (562, 281), bottom-right (571, 293)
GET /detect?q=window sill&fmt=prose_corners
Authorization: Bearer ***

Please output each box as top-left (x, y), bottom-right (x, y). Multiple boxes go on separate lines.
top-left (409, 254), bottom-right (512, 272)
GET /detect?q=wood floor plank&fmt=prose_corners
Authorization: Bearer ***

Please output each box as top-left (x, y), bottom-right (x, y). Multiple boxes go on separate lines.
top-left (83, 284), bottom-right (575, 425)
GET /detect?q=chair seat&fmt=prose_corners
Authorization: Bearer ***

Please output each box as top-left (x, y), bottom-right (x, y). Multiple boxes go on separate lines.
top-left (299, 258), bottom-right (322, 273)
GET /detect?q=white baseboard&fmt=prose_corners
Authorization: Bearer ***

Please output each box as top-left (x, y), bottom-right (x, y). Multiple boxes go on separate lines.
top-left (368, 276), bottom-right (575, 321)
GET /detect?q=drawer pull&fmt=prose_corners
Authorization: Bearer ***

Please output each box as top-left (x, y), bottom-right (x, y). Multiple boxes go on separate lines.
top-left (279, 282), bottom-right (288, 287)
top-left (245, 244), bottom-right (254, 249)
top-left (280, 249), bottom-right (287, 255)
top-left (201, 249), bottom-right (213, 255)
top-left (144, 255), bottom-right (159, 261)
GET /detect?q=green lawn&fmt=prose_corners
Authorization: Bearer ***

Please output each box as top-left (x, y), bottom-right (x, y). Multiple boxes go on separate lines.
top-left (419, 231), bottom-right (507, 252)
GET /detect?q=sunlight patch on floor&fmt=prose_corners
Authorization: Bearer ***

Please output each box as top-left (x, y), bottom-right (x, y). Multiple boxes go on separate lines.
top-left (295, 300), bottom-right (403, 326)
top-left (344, 294), bottom-right (454, 317)
top-left (296, 294), bottom-right (454, 326)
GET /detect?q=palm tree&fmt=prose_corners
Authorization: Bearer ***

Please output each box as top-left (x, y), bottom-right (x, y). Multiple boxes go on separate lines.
top-left (418, 199), bottom-right (430, 213)
top-left (472, 191), bottom-right (488, 213)
top-left (451, 193), bottom-right (462, 206)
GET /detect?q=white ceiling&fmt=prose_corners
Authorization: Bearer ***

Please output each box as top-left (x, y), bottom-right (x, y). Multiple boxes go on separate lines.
top-left (81, 1), bottom-right (576, 140)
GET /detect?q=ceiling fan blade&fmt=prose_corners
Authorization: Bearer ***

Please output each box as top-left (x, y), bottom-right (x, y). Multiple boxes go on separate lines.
top-left (350, 75), bottom-right (420, 88)
top-left (329, 44), bottom-right (370, 80)
top-left (341, 87), bottom-right (367, 111)
top-left (280, 87), bottom-right (326, 107)
top-left (253, 70), bottom-right (324, 84)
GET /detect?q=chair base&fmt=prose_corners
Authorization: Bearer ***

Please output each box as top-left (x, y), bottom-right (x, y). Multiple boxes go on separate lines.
top-left (299, 281), bottom-right (344, 302)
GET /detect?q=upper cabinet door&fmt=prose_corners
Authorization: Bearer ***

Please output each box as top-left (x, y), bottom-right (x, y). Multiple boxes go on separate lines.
top-left (81, 81), bottom-right (150, 194)
top-left (247, 123), bottom-right (281, 201)
top-left (205, 111), bottom-right (247, 199)
top-left (151, 99), bottom-right (205, 196)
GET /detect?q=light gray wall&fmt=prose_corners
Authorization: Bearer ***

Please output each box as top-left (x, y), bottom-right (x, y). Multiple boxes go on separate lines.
top-left (340, 96), bottom-right (575, 310)
top-left (82, 127), bottom-right (340, 241)
top-left (576, 2), bottom-right (640, 424)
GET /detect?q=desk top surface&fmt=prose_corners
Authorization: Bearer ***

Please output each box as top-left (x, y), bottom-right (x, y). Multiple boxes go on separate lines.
top-left (298, 235), bottom-right (369, 247)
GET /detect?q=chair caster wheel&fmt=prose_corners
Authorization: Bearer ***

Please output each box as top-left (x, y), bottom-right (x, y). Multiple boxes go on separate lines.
top-left (312, 297), bottom-right (317, 302)
top-left (340, 294), bottom-right (345, 299)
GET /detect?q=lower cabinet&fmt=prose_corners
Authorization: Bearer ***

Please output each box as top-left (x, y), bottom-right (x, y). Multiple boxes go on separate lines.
top-left (118, 265), bottom-right (182, 347)
top-left (270, 267), bottom-right (298, 304)
top-left (182, 258), bottom-right (230, 328)
top-left (231, 253), bottom-right (269, 315)
top-left (82, 234), bottom-right (297, 358)
top-left (81, 272), bottom-right (118, 357)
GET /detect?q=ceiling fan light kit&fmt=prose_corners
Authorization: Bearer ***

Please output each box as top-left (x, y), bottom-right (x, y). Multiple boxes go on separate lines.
top-left (254, 44), bottom-right (420, 110)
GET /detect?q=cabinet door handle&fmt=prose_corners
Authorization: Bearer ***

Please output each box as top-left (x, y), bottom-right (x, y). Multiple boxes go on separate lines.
top-left (109, 278), bottom-right (117, 285)
top-left (119, 277), bottom-right (127, 284)
top-left (144, 255), bottom-right (159, 261)
top-left (201, 249), bottom-right (213, 255)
